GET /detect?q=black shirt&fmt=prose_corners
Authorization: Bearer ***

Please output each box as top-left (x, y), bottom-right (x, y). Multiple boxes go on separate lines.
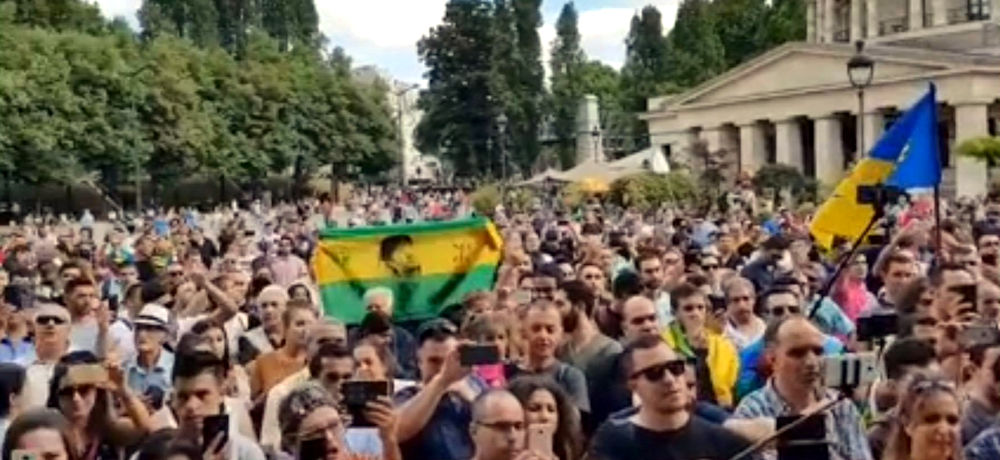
top-left (590, 415), bottom-right (752, 460)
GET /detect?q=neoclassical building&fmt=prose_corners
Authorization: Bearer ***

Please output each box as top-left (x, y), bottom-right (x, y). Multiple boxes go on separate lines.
top-left (641, 0), bottom-right (1000, 197)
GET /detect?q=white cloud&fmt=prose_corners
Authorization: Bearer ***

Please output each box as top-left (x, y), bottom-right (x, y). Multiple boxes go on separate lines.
top-left (317, 0), bottom-right (447, 49)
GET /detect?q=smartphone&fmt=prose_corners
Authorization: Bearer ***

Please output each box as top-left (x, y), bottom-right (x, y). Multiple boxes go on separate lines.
top-left (527, 424), bottom-right (555, 456)
top-left (776, 414), bottom-right (828, 460)
top-left (459, 344), bottom-right (501, 366)
top-left (11, 450), bottom-right (39, 460)
top-left (201, 413), bottom-right (229, 453)
top-left (856, 311), bottom-right (898, 342)
top-left (298, 438), bottom-right (327, 460)
top-left (960, 326), bottom-right (1000, 348)
top-left (950, 284), bottom-right (978, 307)
top-left (823, 353), bottom-right (879, 390)
top-left (342, 381), bottom-right (390, 427)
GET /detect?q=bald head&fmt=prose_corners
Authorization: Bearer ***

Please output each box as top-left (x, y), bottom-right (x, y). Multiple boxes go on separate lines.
top-left (769, 317), bottom-right (825, 390)
top-left (472, 389), bottom-right (523, 423)
top-left (622, 295), bottom-right (660, 339)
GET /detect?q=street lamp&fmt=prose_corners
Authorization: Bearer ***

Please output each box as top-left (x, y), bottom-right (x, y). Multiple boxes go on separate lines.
top-left (847, 40), bottom-right (875, 158)
top-left (591, 125), bottom-right (601, 162)
top-left (497, 113), bottom-right (508, 183)
top-left (127, 64), bottom-right (154, 213)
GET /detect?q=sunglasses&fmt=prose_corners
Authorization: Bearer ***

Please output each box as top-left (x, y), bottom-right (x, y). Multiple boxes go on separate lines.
top-left (769, 305), bottom-right (801, 317)
top-left (630, 359), bottom-right (687, 381)
top-left (58, 384), bottom-right (96, 398)
top-left (37, 315), bottom-right (67, 326)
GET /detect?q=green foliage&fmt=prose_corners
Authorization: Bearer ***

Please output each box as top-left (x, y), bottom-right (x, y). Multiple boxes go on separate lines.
top-left (752, 164), bottom-right (817, 203)
top-left (957, 136), bottom-right (1000, 163)
top-left (470, 184), bottom-right (502, 216)
top-left (417, 0), bottom-right (496, 178)
top-left (0, 2), bottom-right (398, 200)
top-left (710, 0), bottom-right (768, 69)
top-left (549, 2), bottom-right (586, 168)
top-left (608, 172), bottom-right (697, 212)
top-left (619, 6), bottom-right (673, 150)
top-left (417, 0), bottom-right (546, 179)
top-left (667, 0), bottom-right (725, 88)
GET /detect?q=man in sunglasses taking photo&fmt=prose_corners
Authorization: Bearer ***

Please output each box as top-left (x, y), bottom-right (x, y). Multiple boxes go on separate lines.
top-left (589, 334), bottom-right (751, 460)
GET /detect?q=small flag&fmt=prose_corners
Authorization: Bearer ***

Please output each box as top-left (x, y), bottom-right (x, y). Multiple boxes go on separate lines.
top-left (811, 84), bottom-right (941, 248)
top-left (311, 218), bottom-right (503, 324)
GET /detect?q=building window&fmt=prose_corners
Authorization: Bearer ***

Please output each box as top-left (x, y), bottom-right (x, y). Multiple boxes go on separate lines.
top-left (969, 0), bottom-right (990, 20)
top-left (661, 144), bottom-right (672, 163)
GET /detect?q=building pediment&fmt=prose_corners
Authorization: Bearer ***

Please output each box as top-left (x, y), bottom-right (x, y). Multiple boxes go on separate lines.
top-left (654, 42), bottom-right (998, 112)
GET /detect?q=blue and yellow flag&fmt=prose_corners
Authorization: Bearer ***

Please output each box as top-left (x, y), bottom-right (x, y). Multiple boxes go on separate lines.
top-left (311, 218), bottom-right (503, 324)
top-left (811, 84), bottom-right (941, 248)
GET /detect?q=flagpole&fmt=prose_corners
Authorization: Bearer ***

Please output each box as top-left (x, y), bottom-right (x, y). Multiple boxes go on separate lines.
top-left (934, 181), bottom-right (942, 265)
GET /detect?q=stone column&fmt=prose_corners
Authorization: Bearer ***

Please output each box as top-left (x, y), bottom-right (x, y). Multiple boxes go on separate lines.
top-left (701, 127), bottom-right (724, 155)
top-left (814, 115), bottom-right (845, 184)
top-left (909, 0), bottom-right (923, 30)
top-left (861, 111), bottom-right (884, 156)
top-left (807, 0), bottom-right (817, 42)
top-left (994, 0), bottom-right (1000, 21)
top-left (850, 0), bottom-right (863, 41)
top-left (775, 118), bottom-right (804, 172)
top-left (955, 103), bottom-right (990, 198)
top-left (931, 0), bottom-right (947, 26)
top-left (823, 0), bottom-right (836, 42)
top-left (740, 122), bottom-right (768, 174)
top-left (576, 94), bottom-right (603, 164)
top-left (866, 0), bottom-right (879, 38)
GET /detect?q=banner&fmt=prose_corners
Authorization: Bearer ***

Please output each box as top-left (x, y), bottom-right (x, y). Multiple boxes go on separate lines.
top-left (312, 218), bottom-right (503, 324)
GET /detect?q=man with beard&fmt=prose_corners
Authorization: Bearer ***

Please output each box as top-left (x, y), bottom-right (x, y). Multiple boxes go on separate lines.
top-left (733, 317), bottom-right (872, 460)
top-left (505, 300), bottom-right (589, 415)
top-left (636, 250), bottom-right (673, 326)
top-left (556, 280), bottom-right (621, 429)
top-left (589, 335), bottom-right (751, 460)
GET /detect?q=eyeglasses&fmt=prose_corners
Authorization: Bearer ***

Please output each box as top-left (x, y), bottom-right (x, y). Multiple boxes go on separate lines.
top-left (36, 315), bottom-right (67, 326)
top-left (769, 305), bottom-right (801, 317)
top-left (629, 359), bottom-right (687, 381)
top-left (58, 384), bottom-right (96, 399)
top-left (786, 345), bottom-right (824, 359)
top-left (476, 420), bottom-right (525, 433)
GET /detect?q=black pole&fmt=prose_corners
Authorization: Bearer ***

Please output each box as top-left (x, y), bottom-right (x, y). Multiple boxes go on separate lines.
top-left (809, 209), bottom-right (881, 321)
top-left (934, 184), bottom-right (942, 263)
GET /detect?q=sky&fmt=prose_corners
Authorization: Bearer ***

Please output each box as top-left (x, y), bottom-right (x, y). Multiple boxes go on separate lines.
top-left (90, 0), bottom-right (681, 84)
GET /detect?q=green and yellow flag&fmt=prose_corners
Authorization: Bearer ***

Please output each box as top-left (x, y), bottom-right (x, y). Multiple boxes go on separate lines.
top-left (312, 218), bottom-right (504, 324)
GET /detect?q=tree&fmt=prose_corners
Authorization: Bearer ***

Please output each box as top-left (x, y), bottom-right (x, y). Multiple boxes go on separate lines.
top-left (711, 0), bottom-right (768, 69)
top-left (509, 0), bottom-right (544, 175)
top-left (759, 0), bottom-right (806, 49)
top-left (259, 0), bottom-right (319, 51)
top-left (620, 6), bottom-right (673, 151)
top-left (549, 2), bottom-right (586, 168)
top-left (416, 0), bottom-right (497, 178)
top-left (667, 0), bottom-right (725, 88)
top-left (10, 0), bottom-right (106, 33)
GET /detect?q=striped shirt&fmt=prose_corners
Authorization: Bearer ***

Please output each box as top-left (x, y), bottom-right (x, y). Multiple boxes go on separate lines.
top-left (732, 381), bottom-right (873, 460)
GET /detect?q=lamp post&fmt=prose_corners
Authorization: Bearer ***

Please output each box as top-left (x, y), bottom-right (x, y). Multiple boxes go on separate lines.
top-left (497, 113), bottom-right (508, 183)
top-left (127, 65), bottom-right (153, 213)
top-left (847, 40), bottom-right (875, 158)
top-left (591, 125), bottom-right (601, 162)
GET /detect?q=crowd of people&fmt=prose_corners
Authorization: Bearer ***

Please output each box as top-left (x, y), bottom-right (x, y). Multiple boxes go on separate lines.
top-left (1, 185), bottom-right (1000, 460)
